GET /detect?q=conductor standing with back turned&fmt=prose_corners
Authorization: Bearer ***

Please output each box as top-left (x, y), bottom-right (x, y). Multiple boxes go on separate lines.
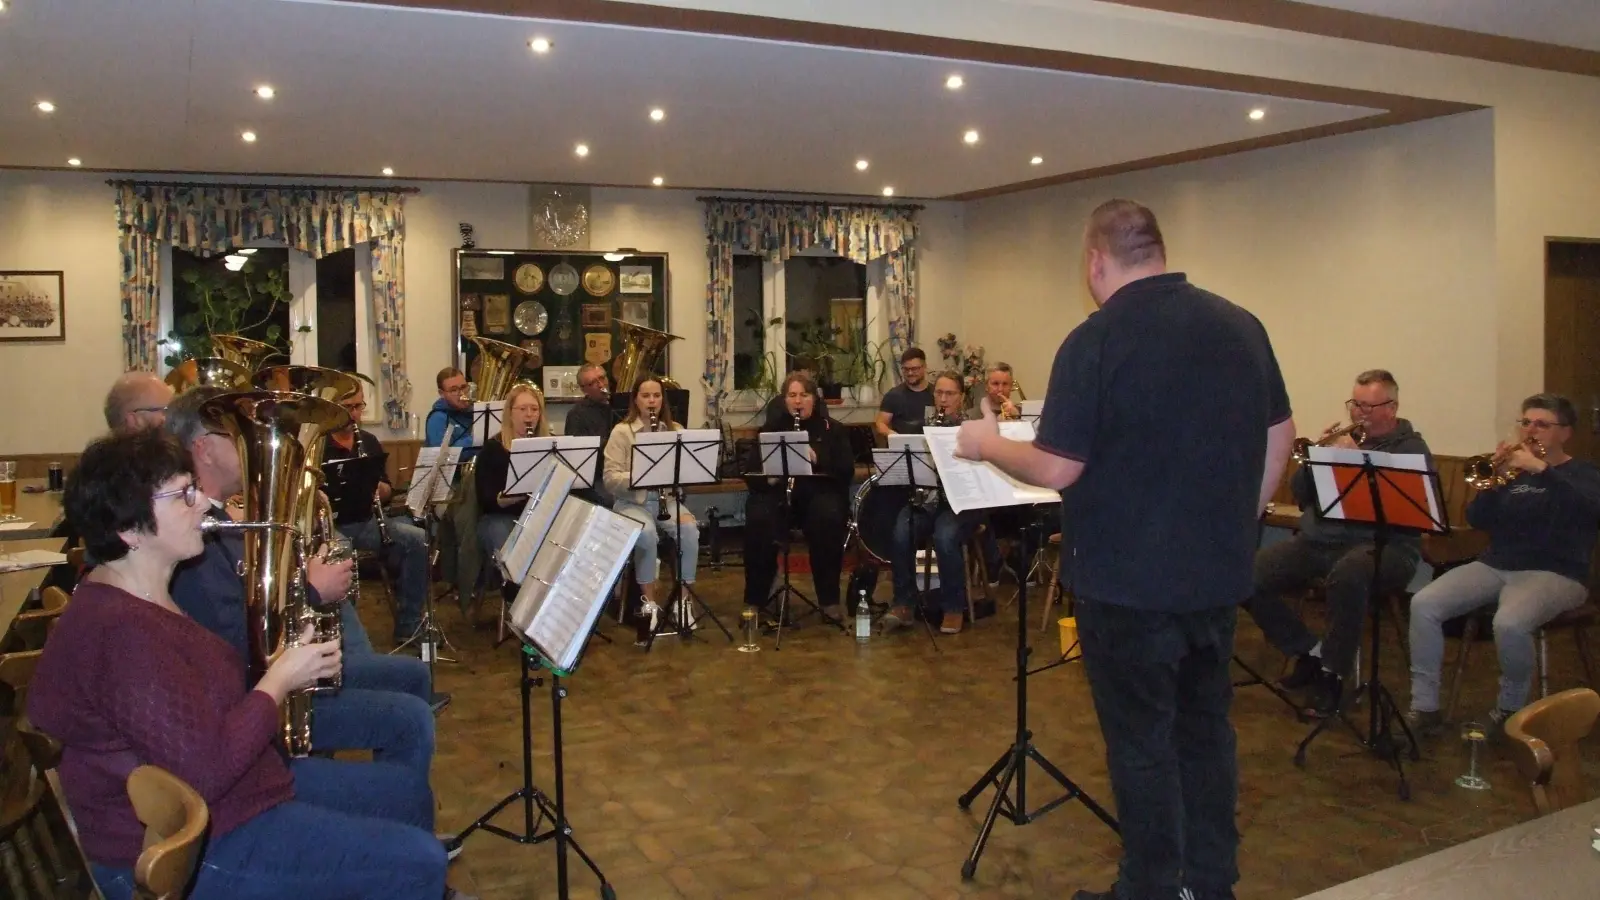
top-left (957, 200), bottom-right (1296, 900)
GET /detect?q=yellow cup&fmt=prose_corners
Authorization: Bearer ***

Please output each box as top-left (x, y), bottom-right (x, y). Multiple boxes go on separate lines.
top-left (1058, 616), bottom-right (1078, 656)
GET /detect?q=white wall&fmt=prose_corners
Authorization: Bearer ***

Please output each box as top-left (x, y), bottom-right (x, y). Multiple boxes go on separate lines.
top-left (963, 111), bottom-right (1499, 455)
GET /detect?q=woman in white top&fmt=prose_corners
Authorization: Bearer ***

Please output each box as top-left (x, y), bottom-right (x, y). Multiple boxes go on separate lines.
top-left (603, 377), bottom-right (701, 626)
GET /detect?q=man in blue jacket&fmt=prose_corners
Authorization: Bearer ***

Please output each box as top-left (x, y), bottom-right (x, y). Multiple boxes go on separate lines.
top-left (425, 366), bottom-right (482, 612)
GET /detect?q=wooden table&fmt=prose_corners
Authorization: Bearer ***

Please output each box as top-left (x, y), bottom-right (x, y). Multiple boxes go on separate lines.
top-left (1, 478), bottom-right (65, 541)
top-left (1300, 799), bottom-right (1600, 898)
top-left (0, 537), bottom-right (61, 640)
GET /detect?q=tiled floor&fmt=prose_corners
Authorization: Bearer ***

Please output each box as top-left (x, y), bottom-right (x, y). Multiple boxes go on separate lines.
top-left (362, 568), bottom-right (1595, 900)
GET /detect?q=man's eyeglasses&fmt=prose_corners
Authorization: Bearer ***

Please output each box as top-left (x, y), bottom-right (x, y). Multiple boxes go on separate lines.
top-left (132, 406), bottom-right (168, 415)
top-left (1516, 417), bottom-right (1568, 430)
top-left (1345, 399), bottom-right (1396, 413)
top-left (441, 385), bottom-right (470, 396)
top-left (153, 481), bottom-right (200, 508)
top-left (342, 402), bottom-right (368, 413)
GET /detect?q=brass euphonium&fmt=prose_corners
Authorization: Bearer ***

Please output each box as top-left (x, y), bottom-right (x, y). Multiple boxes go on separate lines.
top-left (165, 357), bottom-right (254, 393)
top-left (464, 336), bottom-right (535, 403)
top-left (1465, 438), bottom-right (1547, 491)
top-left (1291, 421), bottom-right (1367, 463)
top-left (199, 390), bottom-right (351, 757)
top-left (210, 334), bottom-right (284, 371)
top-left (613, 321), bottom-right (683, 391)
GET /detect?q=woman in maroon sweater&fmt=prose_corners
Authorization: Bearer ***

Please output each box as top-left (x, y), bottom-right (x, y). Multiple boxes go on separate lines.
top-left (27, 429), bottom-right (449, 900)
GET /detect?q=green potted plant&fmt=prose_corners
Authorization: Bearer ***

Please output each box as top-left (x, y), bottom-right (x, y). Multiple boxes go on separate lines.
top-left (163, 258), bottom-right (292, 366)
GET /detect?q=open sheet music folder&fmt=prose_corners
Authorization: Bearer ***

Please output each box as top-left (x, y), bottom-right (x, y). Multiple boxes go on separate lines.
top-left (404, 446), bottom-right (462, 518)
top-left (1305, 446), bottom-right (1447, 534)
top-left (922, 423), bottom-right (1060, 514)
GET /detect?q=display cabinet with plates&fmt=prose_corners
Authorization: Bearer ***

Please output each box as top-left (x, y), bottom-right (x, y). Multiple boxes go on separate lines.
top-left (452, 249), bottom-right (668, 401)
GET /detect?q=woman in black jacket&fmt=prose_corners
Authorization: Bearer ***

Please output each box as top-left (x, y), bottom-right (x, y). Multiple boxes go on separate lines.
top-left (476, 383), bottom-right (550, 562)
top-left (742, 371), bottom-right (854, 617)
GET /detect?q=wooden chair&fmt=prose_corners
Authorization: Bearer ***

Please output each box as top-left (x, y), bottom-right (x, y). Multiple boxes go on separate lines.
top-left (1444, 603), bottom-right (1597, 721)
top-left (0, 650), bottom-right (72, 899)
top-left (126, 766), bottom-right (208, 900)
top-left (16, 719), bottom-right (100, 899)
top-left (1037, 533), bottom-right (1069, 631)
top-left (1504, 686), bottom-right (1600, 816)
top-left (10, 587), bottom-right (69, 650)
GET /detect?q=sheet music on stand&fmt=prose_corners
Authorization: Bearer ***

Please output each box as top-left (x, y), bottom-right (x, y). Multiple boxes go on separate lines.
top-left (759, 431), bottom-right (812, 477)
top-left (506, 436), bottom-right (602, 495)
top-left (630, 429), bottom-right (722, 490)
top-left (1019, 400), bottom-right (1044, 428)
top-left (508, 499), bottom-right (644, 674)
top-left (872, 435), bottom-right (940, 488)
top-left (322, 452), bottom-right (389, 522)
top-left (498, 461), bottom-right (576, 584)
top-left (471, 401), bottom-right (504, 448)
top-left (924, 423), bottom-right (1060, 514)
top-left (405, 446), bottom-right (462, 518)
top-left (1306, 446), bottom-right (1446, 532)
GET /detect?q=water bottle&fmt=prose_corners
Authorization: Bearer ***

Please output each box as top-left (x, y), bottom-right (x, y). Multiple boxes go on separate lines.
top-left (855, 589), bottom-right (871, 643)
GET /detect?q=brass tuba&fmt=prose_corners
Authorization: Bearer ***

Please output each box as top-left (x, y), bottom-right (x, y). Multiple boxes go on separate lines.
top-left (200, 390), bottom-right (351, 757)
top-left (165, 357), bottom-right (255, 393)
top-left (255, 365), bottom-right (363, 550)
top-left (465, 336), bottom-right (536, 403)
top-left (612, 321), bottom-right (683, 391)
top-left (210, 334), bottom-right (284, 371)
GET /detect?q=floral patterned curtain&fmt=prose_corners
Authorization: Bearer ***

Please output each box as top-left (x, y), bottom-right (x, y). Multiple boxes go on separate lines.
top-left (114, 182), bottom-right (414, 428)
top-left (702, 199), bottom-right (918, 424)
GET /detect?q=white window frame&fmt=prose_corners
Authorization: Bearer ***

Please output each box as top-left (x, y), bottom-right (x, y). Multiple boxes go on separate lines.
top-left (157, 241), bottom-right (383, 425)
top-left (725, 251), bottom-right (885, 414)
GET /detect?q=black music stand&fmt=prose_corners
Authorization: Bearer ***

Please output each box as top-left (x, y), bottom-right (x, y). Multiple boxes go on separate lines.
top-left (1291, 448), bottom-right (1445, 800)
top-left (872, 442), bottom-right (943, 649)
top-left (957, 515), bottom-right (1118, 878)
top-left (630, 428), bottom-right (732, 648)
top-left (752, 430), bottom-right (846, 649)
top-left (395, 440), bottom-right (464, 709)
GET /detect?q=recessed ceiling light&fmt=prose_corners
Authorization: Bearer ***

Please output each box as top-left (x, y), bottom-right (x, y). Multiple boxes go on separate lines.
top-left (67, 158), bottom-right (81, 167)
top-left (963, 129), bottom-right (980, 145)
top-left (574, 143), bottom-right (589, 157)
top-left (651, 176), bottom-right (665, 187)
top-left (945, 75), bottom-right (964, 90)
top-left (1249, 108), bottom-right (1266, 120)
top-left (649, 108), bottom-right (665, 122)
top-left (855, 159), bottom-right (869, 171)
top-left (381, 167), bottom-right (394, 176)
top-left (1030, 156), bottom-right (1043, 166)
top-left (0, 2), bottom-right (8, 12)
top-left (36, 101), bottom-right (55, 113)
top-left (241, 130), bottom-right (257, 143)
top-left (882, 187), bottom-right (895, 197)
top-left (255, 85), bottom-right (275, 100)
top-left (529, 37), bottom-right (552, 54)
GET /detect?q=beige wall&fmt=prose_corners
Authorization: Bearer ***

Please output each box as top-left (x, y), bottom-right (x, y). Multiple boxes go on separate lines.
top-left (964, 111), bottom-right (1499, 455)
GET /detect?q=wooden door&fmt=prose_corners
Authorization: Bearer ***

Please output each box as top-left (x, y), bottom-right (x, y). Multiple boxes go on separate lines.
top-left (1544, 240), bottom-right (1600, 466)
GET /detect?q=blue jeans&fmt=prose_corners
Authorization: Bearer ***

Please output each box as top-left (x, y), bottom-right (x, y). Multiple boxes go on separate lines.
top-left (891, 505), bottom-right (969, 613)
top-left (342, 516), bottom-right (431, 640)
top-left (1077, 598), bottom-right (1239, 900)
top-left (90, 759), bottom-right (444, 900)
top-left (340, 599), bottom-right (373, 654)
top-left (345, 651), bottom-right (431, 705)
top-left (616, 496), bottom-right (699, 584)
top-left (312, 688), bottom-right (435, 782)
top-left (478, 513), bottom-right (519, 581)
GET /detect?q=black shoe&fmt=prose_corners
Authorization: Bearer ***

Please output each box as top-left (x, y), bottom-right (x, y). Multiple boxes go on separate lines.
top-left (1277, 653), bottom-right (1321, 690)
top-left (1303, 670), bottom-right (1344, 719)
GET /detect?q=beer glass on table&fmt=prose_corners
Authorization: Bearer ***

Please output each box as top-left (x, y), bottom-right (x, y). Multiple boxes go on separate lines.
top-left (0, 461), bottom-right (17, 521)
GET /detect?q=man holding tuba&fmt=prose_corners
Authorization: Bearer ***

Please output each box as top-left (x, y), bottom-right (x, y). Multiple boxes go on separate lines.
top-left (1245, 369), bottom-right (1434, 718)
top-left (1407, 394), bottom-right (1600, 738)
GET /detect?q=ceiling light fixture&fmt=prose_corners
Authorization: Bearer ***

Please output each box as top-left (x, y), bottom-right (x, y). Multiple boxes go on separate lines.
top-left (963, 129), bottom-right (980, 145)
top-left (67, 158), bottom-right (81, 167)
top-left (651, 176), bottom-right (664, 187)
top-left (241, 130), bottom-right (257, 143)
top-left (945, 75), bottom-right (964, 90)
top-left (649, 108), bottom-right (665, 122)
top-left (1249, 108), bottom-right (1266, 120)
top-left (36, 101), bottom-right (55, 113)
top-left (255, 85), bottom-right (275, 100)
top-left (529, 37), bottom-right (552, 54)
top-left (1030, 156), bottom-right (1043, 166)
top-left (381, 166), bottom-right (395, 176)
top-left (855, 159), bottom-right (869, 171)
top-left (882, 187), bottom-right (895, 197)
top-left (574, 143), bottom-right (589, 157)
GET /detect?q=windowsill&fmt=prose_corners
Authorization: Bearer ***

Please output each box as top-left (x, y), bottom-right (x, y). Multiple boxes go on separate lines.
top-left (721, 389), bottom-right (882, 426)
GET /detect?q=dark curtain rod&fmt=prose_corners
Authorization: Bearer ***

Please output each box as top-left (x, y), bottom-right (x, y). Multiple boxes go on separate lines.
top-left (697, 194), bottom-right (923, 212)
top-left (107, 179), bottom-right (420, 194)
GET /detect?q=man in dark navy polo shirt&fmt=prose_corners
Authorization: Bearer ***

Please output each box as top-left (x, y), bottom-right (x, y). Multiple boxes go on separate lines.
top-left (957, 200), bottom-right (1296, 900)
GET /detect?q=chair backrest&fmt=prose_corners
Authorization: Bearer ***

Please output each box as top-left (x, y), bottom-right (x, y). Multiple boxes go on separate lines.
top-left (126, 765), bottom-right (209, 900)
top-left (16, 717), bottom-right (104, 899)
top-left (1504, 686), bottom-right (1600, 816)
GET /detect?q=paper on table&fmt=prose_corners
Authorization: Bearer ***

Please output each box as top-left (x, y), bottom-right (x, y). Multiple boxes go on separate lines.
top-left (0, 521), bottom-right (37, 531)
top-left (923, 424), bottom-right (1059, 513)
top-left (0, 549), bottom-right (68, 572)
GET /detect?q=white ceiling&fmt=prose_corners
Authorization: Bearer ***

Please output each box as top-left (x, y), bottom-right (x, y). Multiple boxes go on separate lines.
top-left (0, 0), bottom-right (1385, 197)
top-left (1291, 0), bottom-right (1600, 53)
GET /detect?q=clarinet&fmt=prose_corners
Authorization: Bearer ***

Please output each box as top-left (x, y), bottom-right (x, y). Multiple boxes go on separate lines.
top-left (651, 411), bottom-right (671, 521)
top-left (788, 412), bottom-right (804, 496)
top-left (356, 423), bottom-right (393, 548)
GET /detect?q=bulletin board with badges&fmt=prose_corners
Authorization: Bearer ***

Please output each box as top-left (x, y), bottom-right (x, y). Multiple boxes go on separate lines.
top-left (452, 249), bottom-right (669, 402)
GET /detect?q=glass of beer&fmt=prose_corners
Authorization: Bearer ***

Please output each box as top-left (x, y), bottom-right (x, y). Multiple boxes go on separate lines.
top-left (1455, 720), bottom-right (1491, 791)
top-left (0, 461), bottom-right (17, 520)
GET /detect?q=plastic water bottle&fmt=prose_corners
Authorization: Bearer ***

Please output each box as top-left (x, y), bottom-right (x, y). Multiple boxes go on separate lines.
top-left (855, 589), bottom-right (871, 643)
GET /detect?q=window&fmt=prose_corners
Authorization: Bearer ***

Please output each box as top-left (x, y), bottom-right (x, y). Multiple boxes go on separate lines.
top-left (160, 242), bottom-right (382, 423)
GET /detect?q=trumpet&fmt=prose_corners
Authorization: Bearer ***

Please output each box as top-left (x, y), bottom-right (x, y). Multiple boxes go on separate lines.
top-left (1291, 421), bottom-right (1367, 463)
top-left (1465, 438), bottom-right (1546, 491)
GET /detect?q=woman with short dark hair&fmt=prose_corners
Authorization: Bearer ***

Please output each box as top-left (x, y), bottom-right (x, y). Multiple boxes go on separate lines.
top-left (27, 429), bottom-right (449, 900)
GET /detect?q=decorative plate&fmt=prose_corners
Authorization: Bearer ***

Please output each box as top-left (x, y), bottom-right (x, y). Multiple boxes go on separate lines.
top-left (513, 263), bottom-right (544, 294)
top-left (547, 263), bottom-right (580, 296)
top-left (581, 265), bottom-right (615, 297)
top-left (513, 300), bottom-right (549, 337)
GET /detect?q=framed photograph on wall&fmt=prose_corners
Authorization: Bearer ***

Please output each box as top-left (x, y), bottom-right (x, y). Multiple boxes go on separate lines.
top-left (0, 271), bottom-right (66, 342)
top-left (619, 300), bottom-right (650, 326)
top-left (619, 265), bottom-right (654, 294)
top-left (581, 303), bottom-right (612, 329)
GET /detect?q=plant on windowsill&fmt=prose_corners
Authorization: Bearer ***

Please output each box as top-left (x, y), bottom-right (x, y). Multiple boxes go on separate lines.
top-left (788, 317), bottom-right (847, 400)
top-left (163, 259), bottom-right (292, 366)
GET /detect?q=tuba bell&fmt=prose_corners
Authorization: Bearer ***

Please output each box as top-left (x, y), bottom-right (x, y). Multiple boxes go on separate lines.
top-left (165, 357), bottom-right (255, 393)
top-left (612, 321), bottom-right (683, 392)
top-left (465, 336), bottom-right (536, 403)
top-left (199, 390), bottom-right (351, 757)
top-left (210, 334), bottom-right (285, 371)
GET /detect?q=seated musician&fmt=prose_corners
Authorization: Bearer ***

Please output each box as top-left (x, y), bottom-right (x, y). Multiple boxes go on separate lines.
top-left (875, 347), bottom-right (933, 440)
top-left (424, 366), bottom-right (479, 612)
top-left (103, 371), bottom-right (175, 432)
top-left (323, 379), bottom-right (433, 645)
top-left (161, 389), bottom-right (443, 796)
top-left (1245, 369), bottom-right (1434, 717)
top-left (602, 376), bottom-right (701, 639)
top-left (27, 429), bottom-right (451, 900)
top-left (1408, 394), bottom-right (1600, 737)
top-left (425, 366), bottom-right (478, 461)
top-left (742, 371), bottom-right (853, 619)
top-left (968, 361), bottom-right (1022, 421)
top-left (563, 363), bottom-right (616, 507)
top-left (885, 372), bottom-right (980, 635)
top-left (475, 383), bottom-right (549, 565)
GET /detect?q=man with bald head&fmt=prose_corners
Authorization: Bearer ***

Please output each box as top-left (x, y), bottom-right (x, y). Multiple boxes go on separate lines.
top-left (103, 372), bottom-right (173, 432)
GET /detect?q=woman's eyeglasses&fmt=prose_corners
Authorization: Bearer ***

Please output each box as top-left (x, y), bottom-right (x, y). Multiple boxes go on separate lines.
top-left (1515, 418), bottom-right (1567, 430)
top-left (153, 481), bottom-right (200, 508)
